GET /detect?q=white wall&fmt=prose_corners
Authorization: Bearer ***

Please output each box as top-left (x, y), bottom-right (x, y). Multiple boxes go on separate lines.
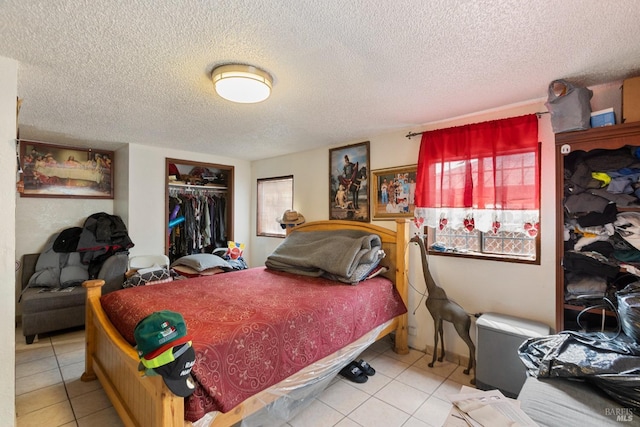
top-left (250, 128), bottom-right (422, 261)
top-left (1, 55), bottom-right (17, 424)
top-left (251, 149), bottom-right (334, 263)
top-left (251, 86), bottom-right (622, 360)
top-left (120, 143), bottom-right (252, 260)
top-left (15, 198), bottom-right (114, 257)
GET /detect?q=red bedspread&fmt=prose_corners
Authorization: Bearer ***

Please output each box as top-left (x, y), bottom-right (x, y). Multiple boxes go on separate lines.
top-left (100, 267), bottom-right (406, 422)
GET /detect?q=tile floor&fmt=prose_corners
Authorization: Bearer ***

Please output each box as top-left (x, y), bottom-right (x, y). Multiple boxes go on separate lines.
top-left (15, 327), bottom-right (475, 427)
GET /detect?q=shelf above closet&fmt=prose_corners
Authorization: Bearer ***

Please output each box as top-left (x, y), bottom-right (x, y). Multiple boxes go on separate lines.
top-left (168, 182), bottom-right (227, 191)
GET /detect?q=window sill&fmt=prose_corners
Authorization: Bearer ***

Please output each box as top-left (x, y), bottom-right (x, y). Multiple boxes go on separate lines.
top-left (258, 233), bottom-right (286, 238)
top-left (426, 248), bottom-right (538, 265)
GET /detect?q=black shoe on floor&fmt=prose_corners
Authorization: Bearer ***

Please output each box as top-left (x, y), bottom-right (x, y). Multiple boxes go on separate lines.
top-left (356, 359), bottom-right (375, 376)
top-left (339, 361), bottom-right (368, 383)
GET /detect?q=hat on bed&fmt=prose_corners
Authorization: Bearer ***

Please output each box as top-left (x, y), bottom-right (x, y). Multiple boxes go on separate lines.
top-left (276, 210), bottom-right (305, 225)
top-left (134, 310), bottom-right (190, 360)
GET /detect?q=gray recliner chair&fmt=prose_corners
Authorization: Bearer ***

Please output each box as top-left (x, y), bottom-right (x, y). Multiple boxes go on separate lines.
top-left (19, 252), bottom-right (128, 344)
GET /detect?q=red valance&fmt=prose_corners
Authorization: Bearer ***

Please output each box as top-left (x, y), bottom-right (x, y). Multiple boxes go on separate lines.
top-left (413, 114), bottom-right (539, 235)
top-left (415, 114), bottom-right (539, 210)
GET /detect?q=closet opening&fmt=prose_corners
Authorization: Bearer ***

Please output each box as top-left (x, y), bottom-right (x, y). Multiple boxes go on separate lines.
top-left (165, 158), bottom-right (234, 263)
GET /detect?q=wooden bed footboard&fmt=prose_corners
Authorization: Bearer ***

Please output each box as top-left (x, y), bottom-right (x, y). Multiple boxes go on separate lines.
top-left (82, 219), bottom-right (410, 427)
top-left (82, 279), bottom-right (186, 426)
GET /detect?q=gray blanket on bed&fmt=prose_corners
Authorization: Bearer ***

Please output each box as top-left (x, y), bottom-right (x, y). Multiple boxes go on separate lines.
top-left (265, 229), bottom-right (384, 283)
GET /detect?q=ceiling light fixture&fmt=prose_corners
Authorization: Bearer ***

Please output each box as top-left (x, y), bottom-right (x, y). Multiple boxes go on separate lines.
top-left (211, 64), bottom-right (273, 104)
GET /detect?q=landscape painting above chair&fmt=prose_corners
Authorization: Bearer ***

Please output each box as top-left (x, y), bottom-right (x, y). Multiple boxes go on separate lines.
top-left (18, 140), bottom-right (114, 199)
top-left (329, 141), bottom-right (370, 222)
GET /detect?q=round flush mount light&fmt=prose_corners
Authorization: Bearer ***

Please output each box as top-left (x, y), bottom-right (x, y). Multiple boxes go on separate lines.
top-left (211, 64), bottom-right (273, 103)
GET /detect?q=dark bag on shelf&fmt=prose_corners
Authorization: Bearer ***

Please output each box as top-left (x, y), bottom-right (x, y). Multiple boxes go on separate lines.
top-left (545, 79), bottom-right (593, 133)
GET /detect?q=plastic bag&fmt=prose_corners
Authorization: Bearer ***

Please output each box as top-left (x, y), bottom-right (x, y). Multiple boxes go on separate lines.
top-left (618, 282), bottom-right (640, 344)
top-left (545, 79), bottom-right (593, 133)
top-left (519, 331), bottom-right (640, 409)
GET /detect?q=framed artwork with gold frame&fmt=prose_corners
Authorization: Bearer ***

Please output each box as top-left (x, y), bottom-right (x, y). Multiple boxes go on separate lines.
top-left (18, 140), bottom-right (114, 199)
top-left (371, 165), bottom-right (417, 220)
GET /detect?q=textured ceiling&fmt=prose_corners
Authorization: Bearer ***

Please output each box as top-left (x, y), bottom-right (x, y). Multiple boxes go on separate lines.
top-left (2, 1), bottom-right (640, 160)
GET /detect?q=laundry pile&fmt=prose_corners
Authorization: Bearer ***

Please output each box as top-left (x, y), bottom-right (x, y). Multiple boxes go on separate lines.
top-left (563, 146), bottom-right (640, 304)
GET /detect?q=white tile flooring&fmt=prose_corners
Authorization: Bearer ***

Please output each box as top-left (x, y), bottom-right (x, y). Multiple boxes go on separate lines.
top-left (15, 327), bottom-right (475, 426)
top-left (15, 326), bottom-right (123, 427)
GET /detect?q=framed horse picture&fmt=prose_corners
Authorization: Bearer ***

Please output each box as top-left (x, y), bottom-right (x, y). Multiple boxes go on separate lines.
top-left (329, 141), bottom-right (370, 222)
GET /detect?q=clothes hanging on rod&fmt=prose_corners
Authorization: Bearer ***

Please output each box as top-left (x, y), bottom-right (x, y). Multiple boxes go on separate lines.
top-left (168, 188), bottom-right (227, 262)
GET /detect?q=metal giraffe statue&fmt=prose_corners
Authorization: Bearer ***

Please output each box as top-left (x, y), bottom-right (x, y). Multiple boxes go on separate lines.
top-left (410, 235), bottom-right (476, 384)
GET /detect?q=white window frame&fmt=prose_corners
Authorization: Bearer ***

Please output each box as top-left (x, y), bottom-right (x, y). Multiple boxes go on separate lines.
top-left (257, 175), bottom-right (293, 237)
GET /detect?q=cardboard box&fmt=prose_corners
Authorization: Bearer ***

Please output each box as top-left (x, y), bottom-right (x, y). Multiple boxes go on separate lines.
top-left (623, 76), bottom-right (640, 123)
top-left (590, 107), bottom-right (615, 128)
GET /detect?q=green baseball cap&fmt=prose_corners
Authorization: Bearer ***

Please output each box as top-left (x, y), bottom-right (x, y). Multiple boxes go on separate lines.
top-left (134, 311), bottom-right (188, 358)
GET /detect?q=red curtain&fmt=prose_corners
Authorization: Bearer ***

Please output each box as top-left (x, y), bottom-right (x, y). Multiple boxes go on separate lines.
top-left (415, 114), bottom-right (539, 211)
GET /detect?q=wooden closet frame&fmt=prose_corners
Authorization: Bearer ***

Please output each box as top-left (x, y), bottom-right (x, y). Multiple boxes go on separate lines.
top-left (555, 121), bottom-right (640, 332)
top-left (165, 158), bottom-right (234, 256)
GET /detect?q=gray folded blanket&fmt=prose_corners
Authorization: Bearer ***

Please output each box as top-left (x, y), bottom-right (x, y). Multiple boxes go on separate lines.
top-left (265, 229), bottom-right (384, 283)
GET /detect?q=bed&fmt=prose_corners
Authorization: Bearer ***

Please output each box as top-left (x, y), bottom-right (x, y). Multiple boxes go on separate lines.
top-left (81, 219), bottom-right (410, 426)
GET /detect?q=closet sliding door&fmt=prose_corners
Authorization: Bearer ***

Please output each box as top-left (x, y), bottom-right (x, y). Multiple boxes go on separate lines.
top-left (165, 158), bottom-right (234, 263)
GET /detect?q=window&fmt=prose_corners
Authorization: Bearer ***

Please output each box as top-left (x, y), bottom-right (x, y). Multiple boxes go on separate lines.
top-left (257, 176), bottom-right (293, 237)
top-left (430, 224), bottom-right (538, 261)
top-left (415, 115), bottom-right (540, 262)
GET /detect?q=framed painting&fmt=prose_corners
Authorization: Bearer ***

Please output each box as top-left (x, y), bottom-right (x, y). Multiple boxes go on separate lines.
top-left (329, 141), bottom-right (370, 222)
top-left (371, 165), bottom-right (417, 220)
top-left (18, 140), bottom-right (114, 199)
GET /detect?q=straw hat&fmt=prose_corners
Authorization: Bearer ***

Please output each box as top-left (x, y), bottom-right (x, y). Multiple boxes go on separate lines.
top-left (276, 210), bottom-right (306, 225)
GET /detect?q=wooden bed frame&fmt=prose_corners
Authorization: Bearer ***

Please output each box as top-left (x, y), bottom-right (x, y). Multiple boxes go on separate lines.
top-left (81, 219), bottom-right (410, 427)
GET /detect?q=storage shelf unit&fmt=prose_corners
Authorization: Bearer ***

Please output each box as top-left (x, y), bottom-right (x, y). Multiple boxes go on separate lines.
top-left (555, 121), bottom-right (640, 332)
